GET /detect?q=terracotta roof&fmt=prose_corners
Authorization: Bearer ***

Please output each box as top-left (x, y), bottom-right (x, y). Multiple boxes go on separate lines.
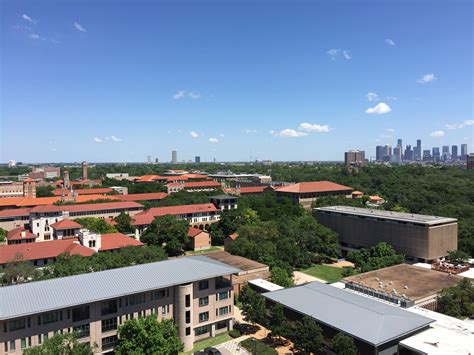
top-left (64, 201), bottom-right (144, 213)
top-left (275, 181), bottom-right (353, 194)
top-left (53, 188), bottom-right (113, 196)
top-left (183, 181), bottom-right (221, 188)
top-left (99, 233), bottom-right (143, 251)
top-left (50, 219), bottom-right (82, 230)
top-left (132, 213), bottom-right (155, 226)
top-left (0, 208), bottom-right (31, 218)
top-left (135, 175), bottom-right (165, 182)
top-left (369, 195), bottom-right (384, 201)
top-left (0, 239), bottom-right (95, 265)
top-left (29, 204), bottom-right (63, 213)
top-left (6, 227), bottom-right (37, 241)
top-left (117, 192), bottom-right (168, 201)
top-left (0, 195), bottom-right (119, 209)
top-left (146, 203), bottom-right (218, 217)
top-left (352, 191), bottom-right (364, 195)
top-left (228, 232), bottom-right (239, 240)
top-left (184, 174), bottom-right (210, 180)
top-left (188, 227), bottom-right (207, 238)
top-left (240, 186), bottom-right (267, 194)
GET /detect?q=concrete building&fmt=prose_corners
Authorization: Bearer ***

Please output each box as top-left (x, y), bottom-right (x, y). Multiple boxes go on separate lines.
top-left (105, 173), bottom-right (130, 180)
top-left (0, 257), bottom-right (237, 353)
top-left (314, 206), bottom-right (458, 262)
top-left (0, 180), bottom-right (36, 199)
top-left (344, 150), bottom-right (365, 167)
top-left (166, 181), bottom-right (222, 194)
top-left (195, 156), bottom-right (201, 163)
top-left (209, 195), bottom-right (238, 211)
top-left (275, 181), bottom-right (353, 209)
top-left (29, 166), bottom-right (61, 180)
top-left (432, 147), bottom-right (440, 162)
top-left (467, 153), bottom-right (474, 170)
top-left (451, 145), bottom-right (458, 160)
top-left (171, 150), bottom-right (178, 164)
top-left (343, 264), bottom-right (463, 310)
top-left (263, 282), bottom-right (433, 355)
top-left (460, 143), bottom-right (468, 159)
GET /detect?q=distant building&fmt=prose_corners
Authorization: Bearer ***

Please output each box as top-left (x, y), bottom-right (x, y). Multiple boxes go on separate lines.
top-left (209, 195), bottom-right (238, 211)
top-left (105, 173), bottom-right (130, 180)
top-left (451, 145), bottom-right (458, 160)
top-left (29, 166), bottom-right (61, 180)
top-left (414, 139), bottom-right (422, 161)
top-left (422, 149), bottom-right (432, 161)
top-left (195, 156), bottom-right (201, 163)
top-left (442, 145), bottom-right (450, 161)
top-left (63, 170), bottom-right (70, 188)
top-left (403, 145), bottom-right (413, 161)
top-left (432, 147), bottom-right (440, 162)
top-left (275, 181), bottom-right (353, 209)
top-left (171, 150), bottom-right (178, 164)
top-left (467, 154), bottom-right (474, 170)
top-left (166, 181), bottom-right (222, 194)
top-left (344, 150), bottom-right (365, 167)
top-left (460, 143), bottom-right (468, 160)
top-left (393, 146), bottom-right (402, 162)
top-left (82, 161), bottom-right (88, 180)
top-left (376, 145), bottom-right (383, 161)
top-left (314, 206), bottom-right (458, 262)
top-left (0, 180), bottom-right (36, 199)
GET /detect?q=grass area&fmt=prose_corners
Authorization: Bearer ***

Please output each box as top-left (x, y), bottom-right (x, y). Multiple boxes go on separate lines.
top-left (181, 332), bottom-right (231, 354)
top-left (240, 337), bottom-right (277, 355)
top-left (185, 246), bottom-right (222, 255)
top-left (300, 264), bottom-right (345, 283)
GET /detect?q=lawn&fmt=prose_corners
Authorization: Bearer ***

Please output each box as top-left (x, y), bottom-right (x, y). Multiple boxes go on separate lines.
top-left (300, 264), bottom-right (345, 283)
top-left (185, 246), bottom-right (222, 255)
top-left (180, 332), bottom-right (231, 354)
top-left (240, 337), bottom-right (277, 355)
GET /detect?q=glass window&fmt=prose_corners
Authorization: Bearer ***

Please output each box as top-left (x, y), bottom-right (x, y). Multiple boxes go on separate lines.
top-left (101, 317), bottom-right (118, 333)
top-left (185, 327), bottom-right (191, 336)
top-left (101, 300), bottom-right (118, 316)
top-left (219, 306), bottom-right (229, 316)
top-left (151, 289), bottom-right (166, 300)
top-left (198, 312), bottom-right (209, 323)
top-left (185, 311), bottom-right (191, 324)
top-left (199, 296), bottom-right (209, 307)
top-left (198, 280), bottom-right (209, 290)
top-left (218, 291), bottom-right (229, 301)
top-left (101, 335), bottom-right (118, 351)
top-left (216, 320), bottom-right (227, 330)
top-left (185, 294), bottom-right (190, 308)
top-left (127, 294), bottom-right (144, 306)
top-left (195, 325), bottom-right (209, 336)
top-left (42, 311), bottom-right (60, 324)
top-left (73, 324), bottom-right (90, 339)
top-left (72, 306), bottom-right (90, 322)
top-left (8, 318), bottom-right (26, 331)
top-left (20, 338), bottom-right (27, 349)
top-left (9, 340), bottom-right (15, 352)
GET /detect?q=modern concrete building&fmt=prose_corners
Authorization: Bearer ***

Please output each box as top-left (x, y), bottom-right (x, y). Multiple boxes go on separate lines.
top-left (0, 256), bottom-right (238, 353)
top-left (344, 150), bottom-right (365, 167)
top-left (275, 181), bottom-right (353, 209)
top-left (166, 181), bottom-right (222, 194)
top-left (468, 153), bottom-right (474, 170)
top-left (209, 195), bottom-right (238, 211)
top-left (171, 150), bottom-right (178, 164)
top-left (460, 143), bottom-right (468, 159)
top-left (263, 282), bottom-right (434, 355)
top-left (314, 206), bottom-right (458, 262)
top-left (0, 180), bottom-right (36, 199)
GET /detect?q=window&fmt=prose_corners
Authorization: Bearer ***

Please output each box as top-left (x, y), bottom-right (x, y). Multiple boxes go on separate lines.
top-left (151, 289), bottom-right (166, 300)
top-left (185, 294), bottom-right (190, 308)
top-left (199, 296), bottom-right (209, 307)
top-left (101, 317), bottom-right (118, 333)
top-left (101, 335), bottom-right (118, 351)
top-left (185, 327), bottom-right (191, 336)
top-left (216, 320), bottom-right (227, 330)
top-left (72, 306), bottom-right (90, 322)
top-left (218, 306), bottom-right (230, 316)
top-left (198, 312), bottom-right (209, 323)
top-left (162, 305), bottom-right (170, 315)
top-left (8, 318), bottom-right (26, 331)
top-left (20, 338), bottom-right (27, 350)
top-left (9, 340), bottom-right (15, 352)
top-left (218, 291), bottom-right (229, 301)
top-left (126, 294), bottom-right (144, 306)
top-left (198, 280), bottom-right (209, 290)
top-left (42, 311), bottom-right (61, 324)
top-left (73, 324), bottom-right (90, 339)
top-left (195, 325), bottom-right (209, 336)
top-left (185, 311), bottom-right (191, 324)
top-left (101, 300), bottom-right (118, 316)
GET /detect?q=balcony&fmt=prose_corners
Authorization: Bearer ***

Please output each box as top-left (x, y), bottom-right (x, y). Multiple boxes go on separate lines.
top-left (215, 277), bottom-right (232, 290)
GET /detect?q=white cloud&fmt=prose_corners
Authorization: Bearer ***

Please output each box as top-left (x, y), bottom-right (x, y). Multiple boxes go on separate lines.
top-left (445, 120), bottom-right (474, 130)
top-left (28, 33), bottom-right (42, 40)
top-left (342, 50), bottom-right (352, 60)
top-left (110, 135), bottom-right (122, 142)
top-left (219, 133), bottom-right (224, 138)
top-left (270, 130), bottom-right (278, 137)
top-left (93, 137), bottom-right (103, 143)
top-left (386, 128), bottom-right (395, 133)
top-left (298, 123), bottom-right (330, 133)
top-left (385, 38), bottom-right (395, 46)
top-left (244, 129), bottom-right (257, 134)
top-left (190, 131), bottom-right (199, 138)
top-left (173, 90), bottom-right (185, 100)
top-left (277, 129), bottom-right (308, 138)
top-left (22, 14), bottom-right (36, 24)
top-left (209, 137), bottom-right (219, 144)
top-left (189, 92), bottom-right (201, 99)
top-left (430, 130), bottom-right (445, 137)
top-left (366, 92), bottom-right (379, 102)
top-left (74, 22), bottom-right (87, 32)
top-left (366, 102), bottom-right (391, 115)
top-left (417, 73), bottom-right (436, 84)
top-left (327, 48), bottom-right (340, 60)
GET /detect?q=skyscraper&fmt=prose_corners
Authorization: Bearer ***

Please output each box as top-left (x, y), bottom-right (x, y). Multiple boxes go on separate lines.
top-left (442, 146), bottom-right (450, 161)
top-left (397, 139), bottom-right (402, 147)
top-left (432, 147), bottom-right (440, 162)
top-left (393, 146), bottom-right (402, 162)
top-left (376, 146), bottom-right (383, 162)
top-left (415, 139), bottom-right (422, 160)
top-left (147, 155), bottom-right (151, 164)
top-left (451, 145), bottom-right (458, 160)
top-left (171, 150), bottom-right (178, 164)
top-left (403, 145), bottom-right (413, 161)
top-left (461, 144), bottom-right (468, 160)
top-left (195, 156), bottom-right (201, 163)
top-left (344, 150), bottom-right (365, 166)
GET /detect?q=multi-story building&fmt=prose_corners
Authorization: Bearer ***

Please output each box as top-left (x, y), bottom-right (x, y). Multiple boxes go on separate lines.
top-left (414, 139), bottom-right (422, 161)
top-left (314, 206), bottom-right (458, 262)
top-left (442, 145), bottom-right (450, 161)
top-left (344, 150), bottom-right (365, 167)
top-left (195, 156), bottom-right (201, 163)
top-left (0, 180), bottom-right (36, 199)
top-left (451, 145), bottom-right (458, 160)
top-left (467, 154), bottom-right (474, 170)
top-left (82, 161), bottom-right (88, 180)
top-left (28, 166), bottom-right (61, 180)
top-left (460, 143), bottom-right (468, 160)
top-left (422, 149), bottom-right (432, 161)
top-left (209, 195), bottom-right (238, 211)
top-left (275, 181), bottom-right (353, 209)
top-left (0, 256), bottom-right (238, 353)
top-left (166, 181), bottom-right (222, 194)
top-left (432, 147), bottom-right (440, 162)
top-left (171, 150), bottom-right (178, 164)
top-left (375, 145), bottom-right (383, 162)
top-left (403, 145), bottom-right (413, 161)
top-left (393, 146), bottom-right (402, 162)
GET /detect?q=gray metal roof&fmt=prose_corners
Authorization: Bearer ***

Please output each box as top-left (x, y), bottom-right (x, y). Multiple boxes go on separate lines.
top-left (263, 282), bottom-right (434, 346)
top-left (315, 206), bottom-right (457, 226)
top-left (0, 256), bottom-right (239, 321)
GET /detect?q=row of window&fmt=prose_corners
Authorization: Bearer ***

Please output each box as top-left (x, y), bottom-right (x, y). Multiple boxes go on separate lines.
top-left (198, 306), bottom-right (231, 323)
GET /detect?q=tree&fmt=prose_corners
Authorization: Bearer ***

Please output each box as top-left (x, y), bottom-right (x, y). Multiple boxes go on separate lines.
top-left (74, 217), bottom-right (117, 234)
top-left (268, 303), bottom-right (292, 340)
top-left (438, 278), bottom-right (474, 319)
top-left (239, 285), bottom-right (267, 326)
top-left (0, 227), bottom-right (6, 244)
top-left (114, 212), bottom-right (134, 234)
top-left (1, 254), bottom-right (39, 285)
top-left (331, 333), bottom-right (357, 355)
top-left (348, 242), bottom-right (404, 273)
top-left (446, 250), bottom-right (470, 264)
top-left (116, 316), bottom-right (183, 354)
top-left (24, 332), bottom-right (95, 354)
top-left (140, 215), bottom-right (189, 256)
top-left (270, 267), bottom-right (294, 288)
top-left (293, 316), bottom-right (326, 355)
top-left (35, 185), bottom-right (55, 198)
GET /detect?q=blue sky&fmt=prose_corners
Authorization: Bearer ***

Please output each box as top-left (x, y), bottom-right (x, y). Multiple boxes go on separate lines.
top-left (1, 0), bottom-right (473, 163)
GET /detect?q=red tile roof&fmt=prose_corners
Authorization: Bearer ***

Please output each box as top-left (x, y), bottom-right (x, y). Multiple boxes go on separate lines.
top-left (52, 188), bottom-right (113, 196)
top-left (6, 227), bottom-right (37, 241)
top-left (145, 203), bottom-right (218, 217)
top-left (184, 174), bottom-right (210, 180)
top-left (0, 195), bottom-right (119, 209)
top-left (0, 239), bottom-right (95, 265)
top-left (228, 232), bottom-right (239, 240)
top-left (117, 192), bottom-right (168, 201)
top-left (275, 181), bottom-right (353, 194)
top-left (29, 204), bottom-right (63, 213)
top-left (183, 181), bottom-right (221, 188)
top-left (0, 208), bottom-right (31, 218)
top-left (99, 233), bottom-right (143, 251)
top-left (352, 191), bottom-right (364, 195)
top-left (369, 195), bottom-right (384, 201)
top-left (50, 219), bottom-right (82, 230)
top-left (64, 201), bottom-right (143, 213)
top-left (240, 186), bottom-right (267, 194)
top-left (188, 227), bottom-right (207, 238)
top-left (132, 213), bottom-right (155, 226)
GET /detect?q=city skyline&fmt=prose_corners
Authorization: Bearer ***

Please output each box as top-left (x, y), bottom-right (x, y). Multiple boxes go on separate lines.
top-left (1, 0), bottom-right (473, 163)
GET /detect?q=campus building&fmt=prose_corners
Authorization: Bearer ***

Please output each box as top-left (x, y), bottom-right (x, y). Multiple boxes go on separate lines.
top-left (0, 256), bottom-right (238, 353)
top-left (313, 206), bottom-right (458, 262)
top-left (275, 181), bottom-right (353, 209)
top-left (166, 181), bottom-right (222, 194)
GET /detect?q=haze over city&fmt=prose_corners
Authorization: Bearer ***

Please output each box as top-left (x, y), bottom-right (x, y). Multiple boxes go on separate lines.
top-left (2, 0), bottom-right (473, 163)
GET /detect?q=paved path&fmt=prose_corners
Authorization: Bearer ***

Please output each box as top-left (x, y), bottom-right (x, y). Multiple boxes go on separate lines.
top-left (216, 336), bottom-right (251, 355)
top-left (293, 270), bottom-right (326, 285)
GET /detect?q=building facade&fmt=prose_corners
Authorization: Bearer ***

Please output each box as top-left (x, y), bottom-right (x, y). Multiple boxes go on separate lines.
top-left (0, 257), bottom-right (237, 353)
top-left (344, 150), bottom-right (365, 167)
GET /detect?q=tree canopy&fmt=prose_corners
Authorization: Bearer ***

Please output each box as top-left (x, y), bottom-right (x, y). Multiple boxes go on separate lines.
top-left (348, 242), bottom-right (404, 273)
top-left (437, 278), bottom-right (474, 319)
top-left (116, 316), bottom-right (183, 355)
top-left (114, 212), bottom-right (134, 234)
top-left (1, 253), bottom-right (39, 286)
top-left (270, 267), bottom-right (294, 288)
top-left (140, 215), bottom-right (189, 256)
top-left (239, 285), bottom-right (267, 326)
top-left (24, 332), bottom-right (95, 355)
top-left (293, 316), bottom-right (326, 354)
top-left (74, 217), bottom-right (117, 234)
top-left (331, 333), bottom-right (357, 355)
